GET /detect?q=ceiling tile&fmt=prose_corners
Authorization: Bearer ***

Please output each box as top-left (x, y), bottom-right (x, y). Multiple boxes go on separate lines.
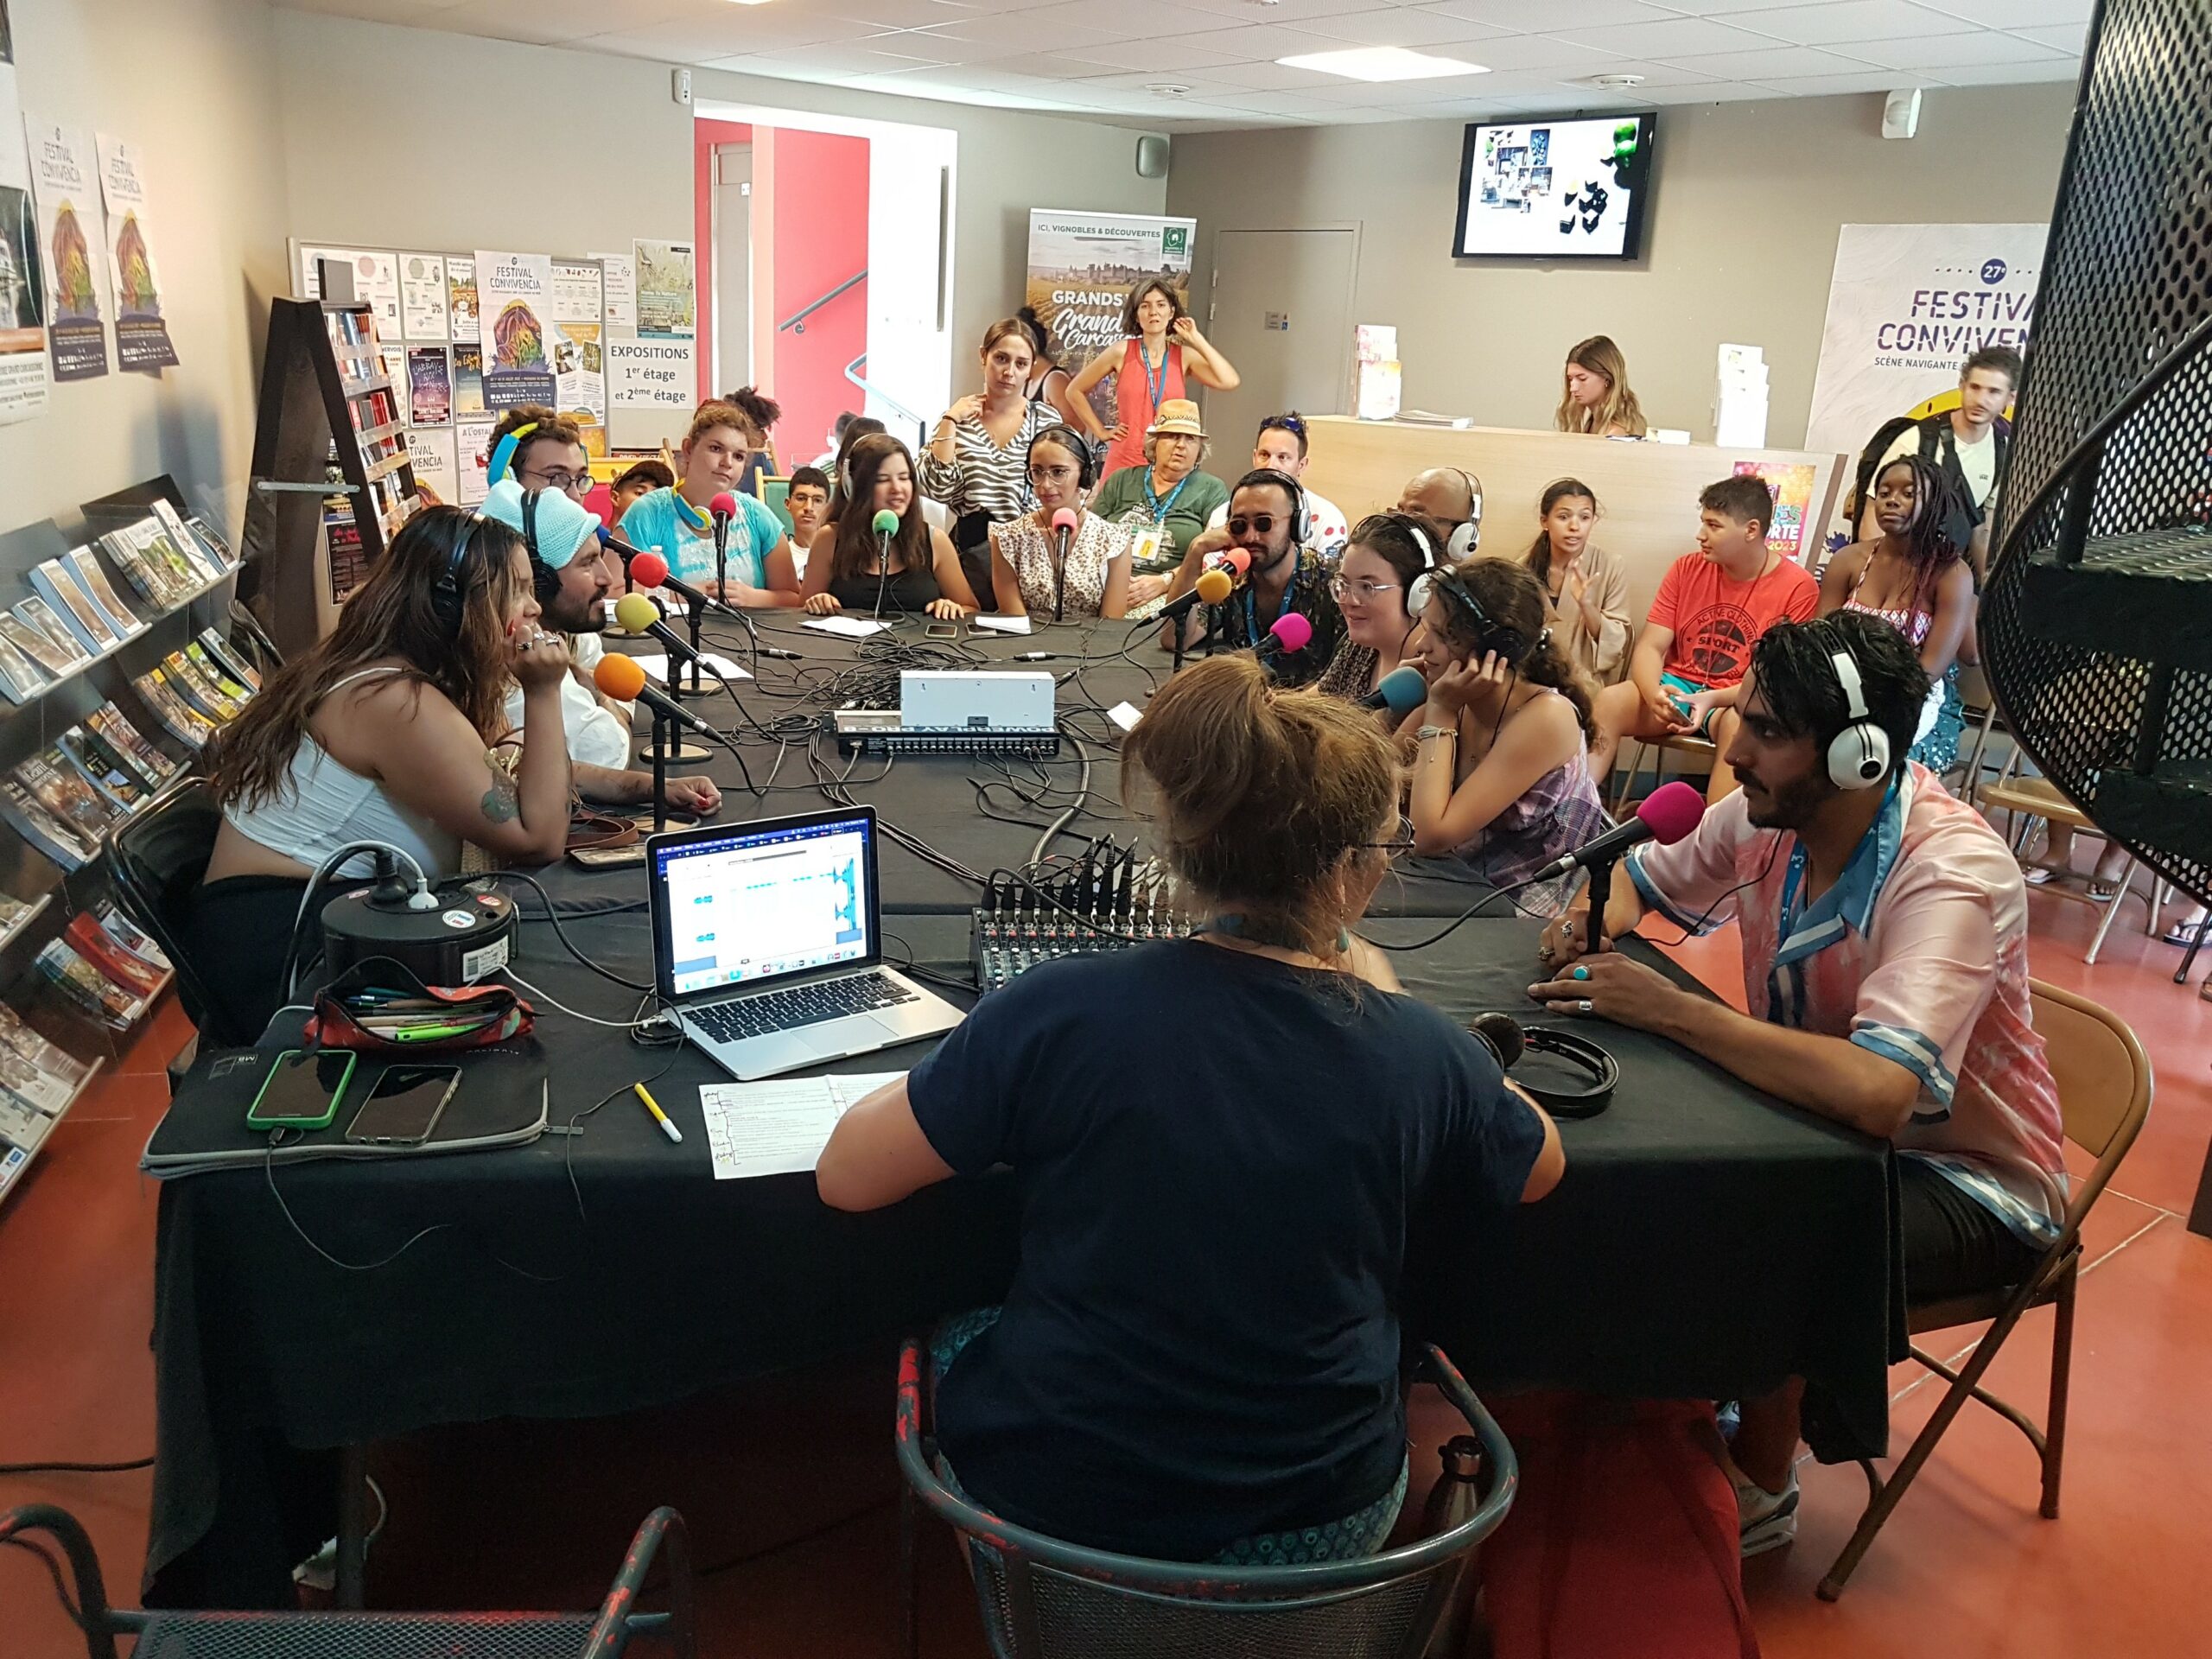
top-left (1159, 22), bottom-right (1399, 61)
top-left (1639, 79), bottom-right (1789, 103)
top-left (1843, 29), bottom-right (2070, 69)
top-left (751, 42), bottom-right (950, 76)
top-left (1168, 0), bottom-right (1402, 23)
top-left (579, 12), bottom-right (888, 60)
top-left (1073, 69), bottom-right (1266, 97)
top-left (1554, 57), bottom-right (1723, 88)
top-left (1923, 60), bottom-right (2082, 85)
top-left (819, 0), bottom-right (1024, 29)
top-left (1058, 35), bottom-right (1254, 72)
top-left (992, 50), bottom-right (1156, 79)
top-left (1657, 43), bottom-right (1879, 79)
top-left (1416, 0), bottom-right (1671, 26)
top-left (1554, 15), bottom-right (1788, 55)
top-left (1706, 1), bottom-right (1974, 45)
top-left (1404, 33), bottom-right (1624, 73)
top-left (2014, 21), bottom-right (2089, 54)
top-left (1195, 58), bottom-right (1374, 91)
top-left (1013, 0), bottom-right (1224, 32)
top-left (1281, 10), bottom-right (1512, 49)
top-left (1748, 67), bottom-right (1942, 95)
top-left (897, 14), bottom-right (1125, 58)
top-left (1915, 0), bottom-right (2090, 23)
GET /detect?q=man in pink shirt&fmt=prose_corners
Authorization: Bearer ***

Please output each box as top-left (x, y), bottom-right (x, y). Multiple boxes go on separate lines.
top-left (1530, 612), bottom-right (2065, 1558)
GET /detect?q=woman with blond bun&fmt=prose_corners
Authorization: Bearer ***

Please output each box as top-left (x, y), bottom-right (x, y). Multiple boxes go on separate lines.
top-left (817, 652), bottom-right (1561, 1563)
top-left (1556, 335), bottom-right (1648, 439)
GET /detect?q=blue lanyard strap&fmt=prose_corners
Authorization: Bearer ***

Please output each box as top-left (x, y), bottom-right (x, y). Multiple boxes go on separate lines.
top-left (1141, 340), bottom-right (1169, 419)
top-left (1143, 470), bottom-right (1189, 520)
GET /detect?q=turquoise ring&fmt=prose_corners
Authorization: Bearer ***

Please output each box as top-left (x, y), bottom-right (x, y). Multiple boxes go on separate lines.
top-left (1572, 964), bottom-right (1591, 981)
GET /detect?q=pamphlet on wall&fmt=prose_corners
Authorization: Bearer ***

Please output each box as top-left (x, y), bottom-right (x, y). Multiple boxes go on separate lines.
top-left (451, 342), bottom-right (484, 416)
top-left (405, 425), bottom-right (458, 505)
top-left (0, 38), bottom-right (51, 421)
top-left (407, 344), bottom-right (452, 427)
top-left (550, 259), bottom-right (601, 326)
top-left (446, 256), bottom-right (480, 344)
top-left (1714, 342), bottom-right (1769, 449)
top-left (92, 134), bottom-right (178, 372)
top-left (592, 250), bottom-right (636, 334)
top-left (400, 252), bottom-right (448, 340)
top-left (474, 249), bottom-right (555, 410)
top-left (454, 416), bottom-right (493, 506)
top-left (632, 239), bottom-right (696, 339)
top-left (25, 121), bottom-right (109, 383)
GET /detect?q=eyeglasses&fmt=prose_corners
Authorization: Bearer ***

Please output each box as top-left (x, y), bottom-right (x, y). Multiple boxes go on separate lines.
top-left (1227, 514), bottom-right (1282, 537)
top-left (1330, 575), bottom-right (1402, 602)
top-left (1363, 814), bottom-right (1417, 855)
top-left (523, 467), bottom-right (593, 496)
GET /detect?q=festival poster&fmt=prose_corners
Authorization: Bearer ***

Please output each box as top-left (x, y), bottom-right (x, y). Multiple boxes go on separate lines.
top-left (551, 258), bottom-right (601, 325)
top-left (92, 133), bottom-right (178, 371)
top-left (1732, 461), bottom-right (1819, 565)
top-left (554, 321), bottom-right (603, 423)
top-left (400, 251), bottom-right (448, 340)
top-left (447, 255), bottom-right (480, 344)
top-left (25, 121), bottom-right (105, 382)
top-left (407, 344), bottom-right (451, 426)
top-left (1025, 210), bottom-right (1194, 426)
top-left (0, 14), bottom-right (50, 423)
top-left (632, 238), bottom-right (695, 339)
top-left (453, 415), bottom-right (493, 507)
top-left (404, 425), bottom-right (457, 505)
top-left (450, 340), bottom-right (484, 416)
top-left (474, 249), bottom-right (555, 410)
top-left (592, 249), bottom-right (636, 334)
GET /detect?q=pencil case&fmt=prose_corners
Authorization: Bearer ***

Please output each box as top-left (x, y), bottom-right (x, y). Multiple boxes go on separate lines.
top-left (302, 959), bottom-right (534, 1053)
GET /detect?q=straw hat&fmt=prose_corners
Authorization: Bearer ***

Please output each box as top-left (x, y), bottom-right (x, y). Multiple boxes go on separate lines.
top-left (1146, 397), bottom-right (1206, 439)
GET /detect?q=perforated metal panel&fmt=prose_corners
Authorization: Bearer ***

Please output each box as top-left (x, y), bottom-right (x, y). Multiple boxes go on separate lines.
top-left (1983, 0), bottom-right (2212, 905)
top-left (128, 1611), bottom-right (602, 1659)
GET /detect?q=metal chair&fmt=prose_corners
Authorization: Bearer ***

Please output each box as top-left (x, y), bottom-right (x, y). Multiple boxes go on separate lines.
top-left (107, 782), bottom-right (226, 1040)
top-left (1975, 739), bottom-right (2158, 965)
top-left (1609, 731), bottom-right (1716, 817)
top-left (1818, 979), bottom-right (2152, 1599)
top-left (895, 1338), bottom-right (1517, 1659)
top-left (1, 1501), bottom-right (697, 1659)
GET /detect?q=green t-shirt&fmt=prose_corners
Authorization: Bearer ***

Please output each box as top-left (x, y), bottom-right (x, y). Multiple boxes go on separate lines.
top-left (1089, 466), bottom-right (1229, 573)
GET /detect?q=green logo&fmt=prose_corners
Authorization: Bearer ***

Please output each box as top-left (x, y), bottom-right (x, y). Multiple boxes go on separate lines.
top-left (1162, 226), bottom-right (1189, 257)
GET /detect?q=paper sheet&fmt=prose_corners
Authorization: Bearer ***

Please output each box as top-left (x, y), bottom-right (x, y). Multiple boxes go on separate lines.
top-left (969, 613), bottom-right (1032, 634)
top-left (698, 1071), bottom-right (905, 1181)
top-left (804, 615), bottom-right (888, 639)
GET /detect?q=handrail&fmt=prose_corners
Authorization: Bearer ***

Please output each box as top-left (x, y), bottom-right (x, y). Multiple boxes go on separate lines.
top-left (843, 352), bottom-right (925, 428)
top-left (777, 270), bottom-right (865, 335)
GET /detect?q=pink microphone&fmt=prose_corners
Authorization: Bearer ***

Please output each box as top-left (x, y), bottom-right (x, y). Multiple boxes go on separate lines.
top-left (1049, 506), bottom-right (1080, 537)
top-left (1536, 778), bottom-right (1706, 880)
top-left (1268, 612), bottom-right (1313, 654)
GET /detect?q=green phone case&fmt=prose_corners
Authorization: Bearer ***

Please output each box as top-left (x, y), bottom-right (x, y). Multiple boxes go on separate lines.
top-left (245, 1050), bottom-right (358, 1129)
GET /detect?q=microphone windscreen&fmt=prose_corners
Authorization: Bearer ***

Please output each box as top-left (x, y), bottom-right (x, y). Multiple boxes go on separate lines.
top-left (709, 492), bottom-right (741, 520)
top-left (628, 550), bottom-right (671, 588)
top-left (1269, 612), bottom-right (1313, 653)
top-left (613, 592), bottom-right (664, 635)
top-left (1373, 664), bottom-right (1428, 716)
top-left (1468, 1011), bottom-right (1524, 1072)
top-left (1194, 568), bottom-right (1233, 604)
top-left (1051, 507), bottom-right (1079, 532)
top-left (594, 652), bottom-right (648, 702)
top-left (871, 508), bottom-right (900, 535)
top-left (1639, 779), bottom-right (1707, 846)
top-left (1224, 548), bottom-right (1251, 575)
top-left (595, 524), bottom-right (615, 547)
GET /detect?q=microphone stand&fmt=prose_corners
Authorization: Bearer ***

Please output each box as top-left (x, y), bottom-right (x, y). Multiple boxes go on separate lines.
top-left (874, 532), bottom-right (893, 620)
top-left (1052, 526), bottom-right (1068, 625)
top-left (648, 702), bottom-right (671, 836)
top-left (638, 648), bottom-right (712, 766)
top-left (1585, 855), bottom-right (1618, 951)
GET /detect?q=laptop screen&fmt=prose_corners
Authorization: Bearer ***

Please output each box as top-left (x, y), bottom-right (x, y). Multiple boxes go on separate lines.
top-left (651, 814), bottom-right (875, 1000)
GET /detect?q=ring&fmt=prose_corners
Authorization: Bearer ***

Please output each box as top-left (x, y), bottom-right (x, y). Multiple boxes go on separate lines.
top-left (1537, 944), bottom-right (1555, 962)
top-left (1575, 998), bottom-right (1594, 1015)
top-left (1572, 964), bottom-right (1590, 981)
top-left (1562, 919), bottom-right (1576, 938)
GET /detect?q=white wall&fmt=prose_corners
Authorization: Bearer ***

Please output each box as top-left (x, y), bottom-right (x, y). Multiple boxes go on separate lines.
top-left (0, 0), bottom-right (289, 537)
top-left (1167, 85), bottom-right (2075, 448)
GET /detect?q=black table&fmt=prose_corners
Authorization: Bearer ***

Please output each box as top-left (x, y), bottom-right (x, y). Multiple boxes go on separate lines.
top-left (145, 898), bottom-right (1898, 1606)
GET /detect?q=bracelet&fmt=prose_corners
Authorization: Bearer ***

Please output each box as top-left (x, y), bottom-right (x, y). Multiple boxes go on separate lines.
top-left (1416, 725), bottom-right (1459, 744)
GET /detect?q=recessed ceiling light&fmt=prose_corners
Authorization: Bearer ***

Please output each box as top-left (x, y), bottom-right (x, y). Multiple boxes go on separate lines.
top-left (1274, 47), bottom-right (1488, 83)
top-left (1588, 73), bottom-right (1645, 89)
top-left (723, 0), bottom-right (773, 7)
top-left (1147, 82), bottom-right (1192, 96)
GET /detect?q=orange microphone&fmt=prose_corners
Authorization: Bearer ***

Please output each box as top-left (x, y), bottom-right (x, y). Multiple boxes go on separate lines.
top-left (594, 650), bottom-right (715, 737)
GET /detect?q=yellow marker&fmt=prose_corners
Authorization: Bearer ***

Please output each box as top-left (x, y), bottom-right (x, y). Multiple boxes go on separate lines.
top-left (633, 1082), bottom-right (682, 1145)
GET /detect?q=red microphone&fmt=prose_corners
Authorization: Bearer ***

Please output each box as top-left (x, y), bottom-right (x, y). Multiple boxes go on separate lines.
top-left (629, 550), bottom-right (671, 588)
top-left (709, 491), bottom-right (741, 524)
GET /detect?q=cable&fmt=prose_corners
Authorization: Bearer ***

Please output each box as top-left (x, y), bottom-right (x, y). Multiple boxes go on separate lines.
top-left (1628, 832), bottom-right (1787, 948)
top-left (499, 969), bottom-right (665, 1029)
top-left (1026, 732), bottom-right (1092, 865)
top-left (1354, 874), bottom-right (1550, 952)
top-left (0, 1455), bottom-right (153, 1475)
top-left (280, 838), bottom-right (435, 1000)
top-left (0, 1535), bottom-right (86, 1632)
top-left (494, 870), bottom-right (652, 992)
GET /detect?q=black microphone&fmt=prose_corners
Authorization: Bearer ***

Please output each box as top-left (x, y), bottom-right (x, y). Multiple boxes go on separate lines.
top-left (1532, 779), bottom-right (1706, 880)
top-left (594, 654), bottom-right (719, 738)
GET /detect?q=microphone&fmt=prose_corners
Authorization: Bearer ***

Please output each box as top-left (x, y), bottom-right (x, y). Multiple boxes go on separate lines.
top-left (1255, 611), bottom-right (1313, 677)
top-left (870, 508), bottom-right (899, 615)
top-left (709, 489), bottom-right (738, 593)
top-left (1359, 664), bottom-right (1428, 715)
top-left (613, 591), bottom-right (699, 664)
top-left (1159, 549), bottom-right (1250, 625)
top-left (594, 652), bottom-right (719, 739)
top-left (1051, 506), bottom-right (1077, 624)
top-left (1533, 779), bottom-right (1705, 880)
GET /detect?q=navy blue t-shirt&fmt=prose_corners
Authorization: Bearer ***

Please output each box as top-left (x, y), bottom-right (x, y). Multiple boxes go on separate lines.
top-left (908, 938), bottom-right (1543, 1560)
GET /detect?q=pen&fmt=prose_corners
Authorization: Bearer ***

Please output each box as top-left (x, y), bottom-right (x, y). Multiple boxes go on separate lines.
top-left (633, 1082), bottom-right (683, 1144)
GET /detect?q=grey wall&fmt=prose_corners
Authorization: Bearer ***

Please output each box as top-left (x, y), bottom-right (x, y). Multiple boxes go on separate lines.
top-left (270, 11), bottom-right (1170, 377)
top-left (1166, 84), bottom-right (2076, 448)
top-left (0, 0), bottom-right (289, 537)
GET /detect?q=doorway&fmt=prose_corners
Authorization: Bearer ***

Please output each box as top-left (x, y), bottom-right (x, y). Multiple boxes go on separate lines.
top-left (712, 142), bottom-right (752, 392)
top-left (1204, 228), bottom-right (1359, 454)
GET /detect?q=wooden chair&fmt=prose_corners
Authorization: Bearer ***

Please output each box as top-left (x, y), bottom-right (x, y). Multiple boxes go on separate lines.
top-left (1818, 979), bottom-right (2152, 1599)
top-left (1975, 741), bottom-right (2156, 965)
top-left (1609, 731), bottom-right (1716, 817)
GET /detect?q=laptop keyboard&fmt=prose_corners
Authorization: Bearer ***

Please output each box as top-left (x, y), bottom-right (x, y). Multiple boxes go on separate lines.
top-left (689, 971), bottom-right (918, 1044)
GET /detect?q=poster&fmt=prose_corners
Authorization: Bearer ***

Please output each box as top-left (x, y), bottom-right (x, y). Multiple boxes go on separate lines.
top-left (404, 425), bottom-right (457, 505)
top-left (551, 258), bottom-right (601, 325)
top-left (451, 341), bottom-right (483, 416)
top-left (554, 321), bottom-right (603, 422)
top-left (447, 255), bottom-right (479, 344)
top-left (400, 252), bottom-right (448, 340)
top-left (0, 11), bottom-right (49, 423)
top-left (1804, 223), bottom-right (2046, 461)
top-left (407, 343), bottom-right (451, 426)
top-left (474, 248), bottom-right (555, 410)
top-left (92, 134), bottom-right (178, 371)
top-left (1024, 209), bottom-right (1194, 424)
top-left (608, 337), bottom-right (691, 413)
top-left (632, 238), bottom-right (695, 339)
top-left (296, 243), bottom-right (352, 298)
top-left (25, 122), bottom-right (105, 382)
top-left (453, 416), bottom-right (493, 506)
top-left (1732, 460), bottom-right (1818, 564)
top-left (593, 249), bottom-right (636, 334)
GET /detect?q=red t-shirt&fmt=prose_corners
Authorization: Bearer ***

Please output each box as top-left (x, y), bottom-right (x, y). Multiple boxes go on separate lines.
top-left (1646, 550), bottom-right (1819, 690)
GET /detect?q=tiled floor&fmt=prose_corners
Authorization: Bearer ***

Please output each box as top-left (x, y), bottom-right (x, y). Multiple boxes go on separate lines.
top-left (2, 884), bottom-right (2207, 1658)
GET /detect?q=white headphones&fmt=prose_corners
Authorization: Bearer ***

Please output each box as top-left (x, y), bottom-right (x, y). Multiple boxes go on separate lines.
top-left (1448, 468), bottom-right (1483, 556)
top-left (1825, 646), bottom-right (1891, 790)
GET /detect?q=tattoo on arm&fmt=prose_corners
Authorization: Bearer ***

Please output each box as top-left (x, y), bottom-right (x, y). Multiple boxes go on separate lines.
top-left (481, 775), bottom-right (519, 823)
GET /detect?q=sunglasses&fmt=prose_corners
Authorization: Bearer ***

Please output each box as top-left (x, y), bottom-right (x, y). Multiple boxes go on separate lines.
top-left (1228, 514), bottom-right (1285, 537)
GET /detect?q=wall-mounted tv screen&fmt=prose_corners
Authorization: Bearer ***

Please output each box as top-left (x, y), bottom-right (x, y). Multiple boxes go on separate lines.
top-left (1452, 113), bottom-right (1656, 261)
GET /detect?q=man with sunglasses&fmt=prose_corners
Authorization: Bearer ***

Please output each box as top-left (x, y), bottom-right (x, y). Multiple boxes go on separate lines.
top-left (1200, 412), bottom-right (1349, 559)
top-left (1171, 469), bottom-right (1344, 686)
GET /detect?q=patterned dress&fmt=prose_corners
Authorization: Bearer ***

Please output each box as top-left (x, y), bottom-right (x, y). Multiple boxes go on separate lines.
top-left (993, 511), bottom-right (1130, 619)
top-left (1449, 731), bottom-right (1612, 918)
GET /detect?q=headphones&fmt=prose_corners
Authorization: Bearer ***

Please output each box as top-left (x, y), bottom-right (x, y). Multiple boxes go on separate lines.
top-left (520, 488), bottom-right (565, 606)
top-left (1027, 425), bottom-right (1098, 493)
top-left (1468, 1012), bottom-right (1618, 1118)
top-left (1407, 563), bottom-right (1530, 664)
top-left (430, 514), bottom-right (483, 639)
top-left (1447, 467), bottom-right (1484, 556)
top-left (485, 421), bottom-right (539, 489)
top-left (1824, 632), bottom-right (1891, 790)
top-left (1239, 467), bottom-right (1311, 548)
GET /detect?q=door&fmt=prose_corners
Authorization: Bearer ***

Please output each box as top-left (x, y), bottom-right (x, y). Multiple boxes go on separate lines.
top-left (1204, 228), bottom-right (1358, 458)
top-left (713, 143), bottom-right (753, 392)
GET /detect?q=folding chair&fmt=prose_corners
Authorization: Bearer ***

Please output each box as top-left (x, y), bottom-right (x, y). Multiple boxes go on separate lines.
top-left (1818, 979), bottom-right (2152, 1599)
top-left (1976, 747), bottom-right (2157, 965)
top-left (1610, 731), bottom-right (1716, 817)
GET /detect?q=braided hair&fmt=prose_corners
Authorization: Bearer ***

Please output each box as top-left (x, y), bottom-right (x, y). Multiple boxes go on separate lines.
top-left (1869, 452), bottom-right (1966, 620)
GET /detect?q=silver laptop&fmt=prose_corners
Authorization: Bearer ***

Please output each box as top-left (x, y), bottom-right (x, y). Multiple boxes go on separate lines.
top-left (646, 807), bottom-right (963, 1080)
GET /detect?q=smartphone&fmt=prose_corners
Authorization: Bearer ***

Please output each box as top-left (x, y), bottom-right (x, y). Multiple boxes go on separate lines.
top-left (245, 1050), bottom-right (358, 1130)
top-left (343, 1065), bottom-right (462, 1147)
top-left (925, 620), bottom-right (961, 640)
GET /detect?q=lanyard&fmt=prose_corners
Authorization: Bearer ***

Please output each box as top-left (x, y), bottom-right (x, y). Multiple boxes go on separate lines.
top-left (1143, 469), bottom-right (1189, 522)
top-left (1141, 340), bottom-right (1169, 419)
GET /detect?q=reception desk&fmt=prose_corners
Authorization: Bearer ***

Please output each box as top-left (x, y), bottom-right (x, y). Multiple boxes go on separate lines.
top-left (1301, 416), bottom-right (1849, 630)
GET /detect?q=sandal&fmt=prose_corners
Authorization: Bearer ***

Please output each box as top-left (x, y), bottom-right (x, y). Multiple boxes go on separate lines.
top-left (2163, 920), bottom-right (2212, 947)
top-left (2023, 866), bottom-right (2056, 887)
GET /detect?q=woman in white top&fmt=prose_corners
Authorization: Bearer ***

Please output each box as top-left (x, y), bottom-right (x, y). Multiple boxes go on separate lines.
top-left (987, 425), bottom-right (1133, 621)
top-left (191, 507), bottom-right (573, 1041)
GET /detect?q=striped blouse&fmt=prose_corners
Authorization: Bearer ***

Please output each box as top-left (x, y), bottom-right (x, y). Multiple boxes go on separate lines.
top-left (918, 401), bottom-right (1054, 524)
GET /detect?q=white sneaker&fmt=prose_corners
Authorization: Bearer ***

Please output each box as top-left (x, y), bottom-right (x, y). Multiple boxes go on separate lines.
top-left (1732, 1467), bottom-right (1799, 1558)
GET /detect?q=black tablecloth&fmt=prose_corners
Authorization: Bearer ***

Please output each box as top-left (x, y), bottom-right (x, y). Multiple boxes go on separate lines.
top-left (145, 898), bottom-right (1899, 1605)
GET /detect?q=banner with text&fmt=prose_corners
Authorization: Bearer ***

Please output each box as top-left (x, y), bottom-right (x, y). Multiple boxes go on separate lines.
top-left (1026, 210), bottom-right (1195, 423)
top-left (1804, 222), bottom-right (2046, 461)
top-left (474, 248), bottom-right (555, 411)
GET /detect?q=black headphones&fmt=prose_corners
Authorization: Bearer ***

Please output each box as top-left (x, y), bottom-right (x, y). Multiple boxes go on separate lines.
top-left (520, 488), bottom-right (564, 607)
top-left (1027, 424), bottom-right (1098, 493)
top-left (1238, 466), bottom-right (1311, 548)
top-left (430, 512), bottom-right (483, 639)
top-left (1408, 563), bottom-right (1530, 663)
top-left (1468, 1011), bottom-right (1618, 1118)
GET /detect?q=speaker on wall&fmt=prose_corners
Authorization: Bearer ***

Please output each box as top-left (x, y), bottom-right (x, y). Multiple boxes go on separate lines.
top-left (1136, 134), bottom-right (1169, 180)
top-left (1881, 88), bottom-right (1921, 139)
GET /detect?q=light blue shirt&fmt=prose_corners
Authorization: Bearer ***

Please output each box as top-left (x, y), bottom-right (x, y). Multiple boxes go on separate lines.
top-left (618, 486), bottom-right (786, 588)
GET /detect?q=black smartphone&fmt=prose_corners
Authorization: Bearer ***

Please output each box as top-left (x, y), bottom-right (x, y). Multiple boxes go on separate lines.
top-left (245, 1050), bottom-right (358, 1130)
top-left (925, 620), bottom-right (961, 640)
top-left (343, 1065), bottom-right (462, 1147)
